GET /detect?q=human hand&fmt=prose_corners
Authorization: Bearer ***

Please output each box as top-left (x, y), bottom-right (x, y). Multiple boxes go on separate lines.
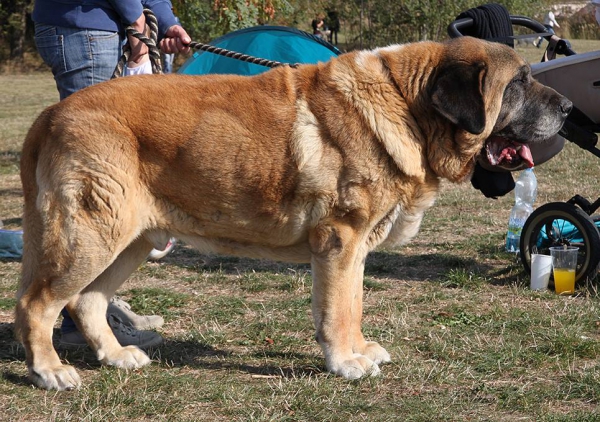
top-left (160, 25), bottom-right (191, 54)
top-left (128, 13), bottom-right (149, 65)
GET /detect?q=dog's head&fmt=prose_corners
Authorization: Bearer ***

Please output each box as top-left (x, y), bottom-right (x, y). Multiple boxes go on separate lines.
top-left (429, 37), bottom-right (572, 172)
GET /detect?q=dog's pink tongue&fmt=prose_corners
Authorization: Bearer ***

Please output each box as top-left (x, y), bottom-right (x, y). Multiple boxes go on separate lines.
top-left (518, 144), bottom-right (534, 168)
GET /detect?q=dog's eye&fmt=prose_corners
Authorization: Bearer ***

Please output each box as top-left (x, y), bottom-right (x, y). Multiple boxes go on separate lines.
top-left (512, 74), bottom-right (529, 86)
top-left (515, 67), bottom-right (531, 84)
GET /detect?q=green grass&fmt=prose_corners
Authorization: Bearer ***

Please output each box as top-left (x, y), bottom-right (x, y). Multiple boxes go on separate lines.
top-left (2, 39), bottom-right (600, 420)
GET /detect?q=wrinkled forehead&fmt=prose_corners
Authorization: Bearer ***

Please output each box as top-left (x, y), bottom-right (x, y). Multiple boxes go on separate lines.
top-left (483, 42), bottom-right (531, 91)
top-left (485, 41), bottom-right (527, 69)
top-left (447, 37), bottom-right (526, 69)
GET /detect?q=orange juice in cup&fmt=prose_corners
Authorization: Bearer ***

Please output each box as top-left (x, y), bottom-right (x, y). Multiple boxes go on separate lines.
top-left (553, 268), bottom-right (576, 294)
top-left (549, 246), bottom-right (578, 295)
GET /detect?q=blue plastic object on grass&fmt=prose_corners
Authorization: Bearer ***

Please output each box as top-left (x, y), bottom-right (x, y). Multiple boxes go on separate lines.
top-left (0, 229), bottom-right (23, 259)
top-left (178, 26), bottom-right (340, 76)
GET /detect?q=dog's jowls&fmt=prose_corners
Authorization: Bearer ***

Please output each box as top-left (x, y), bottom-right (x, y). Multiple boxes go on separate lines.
top-left (16, 36), bottom-right (571, 390)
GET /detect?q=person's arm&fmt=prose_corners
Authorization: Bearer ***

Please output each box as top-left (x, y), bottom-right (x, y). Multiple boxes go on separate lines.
top-left (106, 0), bottom-right (145, 25)
top-left (549, 11), bottom-right (560, 28)
top-left (127, 12), bottom-right (150, 65)
top-left (141, 0), bottom-right (178, 38)
top-left (108, 1), bottom-right (190, 57)
top-left (142, 0), bottom-right (191, 54)
top-left (106, 1), bottom-right (149, 64)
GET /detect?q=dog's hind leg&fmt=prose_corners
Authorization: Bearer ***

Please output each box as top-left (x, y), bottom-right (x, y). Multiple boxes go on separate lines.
top-left (16, 217), bottom-right (153, 390)
top-left (17, 144), bottom-right (154, 389)
top-left (15, 262), bottom-right (81, 390)
top-left (15, 177), bottom-right (89, 390)
top-left (15, 220), bottom-right (119, 390)
top-left (64, 237), bottom-right (155, 368)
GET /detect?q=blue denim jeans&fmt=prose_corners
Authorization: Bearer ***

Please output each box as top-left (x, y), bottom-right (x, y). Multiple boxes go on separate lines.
top-left (34, 24), bottom-right (122, 100)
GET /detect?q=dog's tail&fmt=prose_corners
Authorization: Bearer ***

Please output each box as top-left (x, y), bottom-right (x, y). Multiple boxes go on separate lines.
top-left (18, 108), bottom-right (55, 300)
top-left (17, 105), bottom-right (87, 302)
top-left (15, 107), bottom-right (66, 344)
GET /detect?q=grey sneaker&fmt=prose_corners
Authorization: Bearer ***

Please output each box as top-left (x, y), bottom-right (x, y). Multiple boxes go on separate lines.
top-left (59, 314), bottom-right (163, 349)
top-left (108, 297), bottom-right (164, 330)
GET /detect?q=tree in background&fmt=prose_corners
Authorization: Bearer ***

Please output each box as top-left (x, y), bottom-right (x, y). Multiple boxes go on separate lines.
top-left (213, 0), bottom-right (293, 30)
top-left (564, 3), bottom-right (600, 40)
top-left (0, 0), bottom-right (33, 61)
top-left (173, 0), bottom-right (296, 43)
top-left (336, 0), bottom-right (552, 49)
top-left (172, 0), bottom-right (215, 43)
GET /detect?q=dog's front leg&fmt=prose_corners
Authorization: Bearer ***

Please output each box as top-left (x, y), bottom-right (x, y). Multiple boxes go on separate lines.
top-left (349, 256), bottom-right (391, 366)
top-left (309, 222), bottom-right (384, 379)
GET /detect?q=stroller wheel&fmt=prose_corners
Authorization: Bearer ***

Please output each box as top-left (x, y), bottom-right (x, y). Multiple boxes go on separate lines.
top-left (520, 202), bottom-right (600, 285)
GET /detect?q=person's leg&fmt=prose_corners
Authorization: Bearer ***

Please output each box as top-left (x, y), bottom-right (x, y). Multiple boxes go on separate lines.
top-left (60, 309), bottom-right (77, 333)
top-left (34, 25), bottom-right (122, 100)
top-left (162, 53), bottom-right (174, 73)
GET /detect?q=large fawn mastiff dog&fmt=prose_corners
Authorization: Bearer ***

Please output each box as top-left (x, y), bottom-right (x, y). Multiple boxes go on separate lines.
top-left (17, 37), bottom-right (571, 390)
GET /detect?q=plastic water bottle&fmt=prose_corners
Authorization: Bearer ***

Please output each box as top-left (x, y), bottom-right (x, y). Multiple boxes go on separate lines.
top-left (505, 168), bottom-right (537, 253)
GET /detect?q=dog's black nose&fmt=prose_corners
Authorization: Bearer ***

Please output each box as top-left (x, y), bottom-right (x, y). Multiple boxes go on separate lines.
top-left (560, 98), bottom-right (573, 117)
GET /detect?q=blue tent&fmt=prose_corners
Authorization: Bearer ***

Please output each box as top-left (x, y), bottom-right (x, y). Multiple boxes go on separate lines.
top-left (178, 26), bottom-right (341, 76)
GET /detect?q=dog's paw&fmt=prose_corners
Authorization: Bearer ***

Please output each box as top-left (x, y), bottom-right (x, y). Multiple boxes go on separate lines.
top-left (357, 341), bottom-right (391, 365)
top-left (98, 345), bottom-right (151, 369)
top-left (327, 353), bottom-right (380, 380)
top-left (29, 364), bottom-right (81, 391)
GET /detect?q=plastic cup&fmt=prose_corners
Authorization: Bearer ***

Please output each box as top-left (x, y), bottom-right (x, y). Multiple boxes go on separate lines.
top-left (530, 254), bottom-right (552, 290)
top-left (549, 246), bottom-right (578, 294)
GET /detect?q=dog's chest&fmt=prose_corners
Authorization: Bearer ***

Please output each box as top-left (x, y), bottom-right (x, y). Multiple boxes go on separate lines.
top-left (370, 180), bottom-right (440, 250)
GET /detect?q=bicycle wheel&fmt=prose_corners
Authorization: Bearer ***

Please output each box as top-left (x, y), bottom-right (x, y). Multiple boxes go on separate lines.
top-left (520, 202), bottom-right (600, 284)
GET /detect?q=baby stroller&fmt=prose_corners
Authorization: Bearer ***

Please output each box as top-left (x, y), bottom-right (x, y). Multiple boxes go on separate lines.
top-left (448, 5), bottom-right (600, 284)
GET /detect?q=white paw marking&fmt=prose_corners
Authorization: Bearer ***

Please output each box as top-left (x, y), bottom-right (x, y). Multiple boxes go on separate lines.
top-left (100, 346), bottom-right (151, 369)
top-left (30, 364), bottom-right (81, 391)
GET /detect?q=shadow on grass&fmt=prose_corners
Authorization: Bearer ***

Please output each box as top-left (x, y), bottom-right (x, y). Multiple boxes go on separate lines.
top-left (1, 323), bottom-right (321, 386)
top-left (2, 370), bottom-right (30, 387)
top-left (154, 339), bottom-right (321, 378)
top-left (0, 323), bottom-right (23, 361)
top-left (0, 189), bottom-right (23, 200)
top-left (0, 216), bottom-right (22, 226)
top-left (160, 244), bottom-right (513, 284)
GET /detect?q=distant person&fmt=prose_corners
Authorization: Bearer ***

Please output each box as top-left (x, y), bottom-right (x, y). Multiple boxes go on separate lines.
top-left (326, 9), bottom-right (340, 45)
top-left (311, 16), bottom-right (329, 39)
top-left (32, 0), bottom-right (190, 349)
top-left (534, 8), bottom-right (560, 48)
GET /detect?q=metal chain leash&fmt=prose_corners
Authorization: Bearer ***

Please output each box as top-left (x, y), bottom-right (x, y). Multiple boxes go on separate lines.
top-left (113, 9), bottom-right (297, 78)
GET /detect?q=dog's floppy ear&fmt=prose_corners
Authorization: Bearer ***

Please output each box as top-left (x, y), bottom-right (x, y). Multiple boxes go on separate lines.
top-left (430, 62), bottom-right (487, 135)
